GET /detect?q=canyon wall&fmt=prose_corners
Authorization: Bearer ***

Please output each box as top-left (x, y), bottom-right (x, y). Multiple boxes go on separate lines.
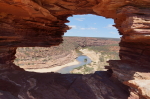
top-left (0, 0), bottom-right (150, 99)
top-left (14, 37), bottom-right (79, 69)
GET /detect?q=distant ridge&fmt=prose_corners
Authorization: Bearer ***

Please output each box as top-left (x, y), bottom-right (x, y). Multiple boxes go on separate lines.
top-left (63, 36), bottom-right (120, 40)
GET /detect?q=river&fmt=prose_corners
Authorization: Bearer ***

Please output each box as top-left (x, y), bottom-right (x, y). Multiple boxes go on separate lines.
top-left (25, 55), bottom-right (92, 73)
top-left (57, 55), bottom-right (91, 74)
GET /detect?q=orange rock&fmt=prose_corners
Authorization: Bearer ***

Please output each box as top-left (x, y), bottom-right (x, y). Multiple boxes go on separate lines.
top-left (0, 0), bottom-right (150, 98)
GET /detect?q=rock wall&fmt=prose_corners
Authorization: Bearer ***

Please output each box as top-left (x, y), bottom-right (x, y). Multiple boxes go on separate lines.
top-left (0, 0), bottom-right (150, 98)
top-left (111, 6), bottom-right (150, 99)
top-left (0, 47), bottom-right (23, 70)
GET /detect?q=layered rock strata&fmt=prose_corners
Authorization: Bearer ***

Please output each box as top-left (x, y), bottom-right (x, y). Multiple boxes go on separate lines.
top-left (0, 0), bottom-right (150, 99)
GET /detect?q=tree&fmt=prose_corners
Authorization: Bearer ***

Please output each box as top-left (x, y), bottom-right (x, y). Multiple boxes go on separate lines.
top-left (84, 58), bottom-right (87, 62)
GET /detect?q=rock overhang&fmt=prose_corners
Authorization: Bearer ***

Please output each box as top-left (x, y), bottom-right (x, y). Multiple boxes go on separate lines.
top-left (0, 0), bottom-right (150, 47)
top-left (0, 0), bottom-right (150, 98)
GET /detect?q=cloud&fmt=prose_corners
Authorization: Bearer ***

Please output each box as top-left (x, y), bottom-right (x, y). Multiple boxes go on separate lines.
top-left (109, 31), bottom-right (117, 34)
top-left (76, 14), bottom-right (95, 17)
top-left (79, 15), bottom-right (86, 17)
top-left (90, 28), bottom-right (97, 30)
top-left (80, 28), bottom-right (85, 30)
top-left (80, 27), bottom-right (97, 30)
top-left (87, 14), bottom-right (96, 17)
top-left (75, 18), bottom-right (85, 21)
top-left (69, 25), bottom-right (77, 29)
top-left (104, 24), bottom-right (116, 29)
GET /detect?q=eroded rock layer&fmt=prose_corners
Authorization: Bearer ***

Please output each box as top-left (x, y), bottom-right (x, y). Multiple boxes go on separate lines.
top-left (0, 0), bottom-right (150, 99)
top-left (0, 70), bottom-right (130, 99)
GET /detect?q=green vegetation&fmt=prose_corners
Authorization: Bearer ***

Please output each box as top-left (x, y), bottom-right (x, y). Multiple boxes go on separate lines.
top-left (83, 44), bottom-right (120, 60)
top-left (84, 44), bottom-right (118, 52)
top-left (74, 65), bottom-right (84, 70)
top-left (71, 44), bottom-right (120, 74)
top-left (84, 58), bottom-right (87, 62)
top-left (84, 65), bottom-right (94, 73)
top-left (72, 64), bottom-right (94, 74)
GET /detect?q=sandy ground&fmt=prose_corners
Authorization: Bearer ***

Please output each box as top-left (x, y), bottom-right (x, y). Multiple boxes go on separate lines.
top-left (79, 49), bottom-right (101, 62)
top-left (25, 60), bottom-right (79, 73)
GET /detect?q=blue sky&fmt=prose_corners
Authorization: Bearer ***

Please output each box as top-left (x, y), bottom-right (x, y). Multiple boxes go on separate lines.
top-left (64, 14), bottom-right (121, 38)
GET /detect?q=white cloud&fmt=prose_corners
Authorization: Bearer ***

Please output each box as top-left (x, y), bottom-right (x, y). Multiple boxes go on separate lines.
top-left (68, 25), bottom-right (97, 30)
top-left (79, 15), bottom-right (86, 17)
top-left (109, 31), bottom-right (117, 34)
top-left (75, 18), bottom-right (85, 21)
top-left (80, 28), bottom-right (86, 30)
top-left (69, 25), bottom-right (77, 29)
top-left (90, 27), bottom-right (97, 30)
top-left (80, 27), bottom-right (97, 30)
top-left (78, 14), bottom-right (95, 17)
top-left (104, 24), bottom-right (116, 29)
top-left (87, 14), bottom-right (96, 17)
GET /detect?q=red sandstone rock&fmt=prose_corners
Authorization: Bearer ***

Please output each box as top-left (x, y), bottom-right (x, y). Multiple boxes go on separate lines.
top-left (124, 80), bottom-right (150, 99)
top-left (0, 0), bottom-right (150, 99)
top-left (0, 70), bottom-right (129, 99)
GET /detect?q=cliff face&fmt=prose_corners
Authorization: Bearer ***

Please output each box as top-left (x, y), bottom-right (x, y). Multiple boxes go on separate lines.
top-left (0, 0), bottom-right (150, 99)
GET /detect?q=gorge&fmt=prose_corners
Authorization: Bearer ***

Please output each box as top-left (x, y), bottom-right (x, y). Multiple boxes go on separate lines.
top-left (14, 37), bottom-right (119, 74)
top-left (0, 0), bottom-right (150, 99)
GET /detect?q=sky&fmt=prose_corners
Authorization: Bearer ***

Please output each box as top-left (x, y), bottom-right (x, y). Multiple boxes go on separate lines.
top-left (64, 14), bottom-right (121, 38)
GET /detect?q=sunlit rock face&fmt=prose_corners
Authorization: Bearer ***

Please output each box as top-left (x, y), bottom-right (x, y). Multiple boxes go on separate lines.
top-left (0, 0), bottom-right (150, 99)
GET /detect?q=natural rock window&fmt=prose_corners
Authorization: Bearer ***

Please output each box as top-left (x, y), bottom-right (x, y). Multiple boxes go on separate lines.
top-left (14, 15), bottom-right (120, 74)
top-left (1, 0), bottom-right (150, 98)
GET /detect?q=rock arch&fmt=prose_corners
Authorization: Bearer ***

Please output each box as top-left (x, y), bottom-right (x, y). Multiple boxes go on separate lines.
top-left (0, 0), bottom-right (150, 98)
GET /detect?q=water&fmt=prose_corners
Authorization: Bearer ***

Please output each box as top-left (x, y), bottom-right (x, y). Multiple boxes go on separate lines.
top-left (57, 55), bottom-right (91, 74)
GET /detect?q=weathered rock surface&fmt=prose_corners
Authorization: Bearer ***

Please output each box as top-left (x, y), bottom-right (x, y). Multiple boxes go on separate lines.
top-left (0, 0), bottom-right (150, 99)
top-left (0, 70), bottom-right (129, 99)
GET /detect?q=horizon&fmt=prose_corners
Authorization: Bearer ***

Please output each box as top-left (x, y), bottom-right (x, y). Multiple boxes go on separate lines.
top-left (63, 36), bottom-right (121, 39)
top-left (64, 14), bottom-right (121, 38)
